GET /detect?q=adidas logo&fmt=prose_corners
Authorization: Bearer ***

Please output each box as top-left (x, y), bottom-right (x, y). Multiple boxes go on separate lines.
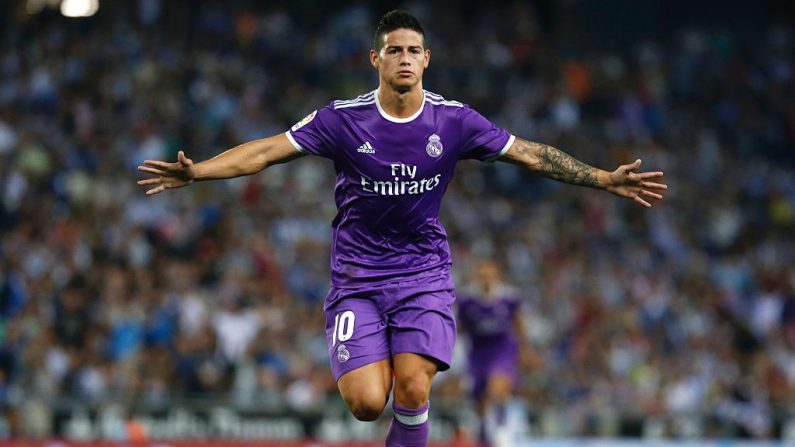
top-left (356, 142), bottom-right (376, 154)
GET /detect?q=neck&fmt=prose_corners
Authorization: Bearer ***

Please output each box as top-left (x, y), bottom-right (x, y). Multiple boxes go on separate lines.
top-left (377, 83), bottom-right (424, 118)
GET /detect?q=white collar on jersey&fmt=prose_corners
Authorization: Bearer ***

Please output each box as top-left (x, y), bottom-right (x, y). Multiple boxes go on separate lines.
top-left (374, 88), bottom-right (426, 123)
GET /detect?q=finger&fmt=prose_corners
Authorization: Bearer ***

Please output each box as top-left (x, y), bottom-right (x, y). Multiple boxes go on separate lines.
top-left (638, 171), bottom-right (664, 179)
top-left (634, 195), bottom-right (652, 208)
top-left (623, 159), bottom-right (641, 172)
top-left (641, 181), bottom-right (667, 190)
top-left (178, 150), bottom-right (192, 166)
top-left (143, 159), bottom-right (177, 170)
top-left (137, 178), bottom-right (162, 186)
top-left (641, 190), bottom-right (663, 200)
top-left (146, 185), bottom-right (167, 195)
top-left (138, 166), bottom-right (169, 176)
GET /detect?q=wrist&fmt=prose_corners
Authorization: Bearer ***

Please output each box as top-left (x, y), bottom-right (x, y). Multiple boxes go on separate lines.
top-left (596, 169), bottom-right (612, 189)
top-left (191, 163), bottom-right (203, 181)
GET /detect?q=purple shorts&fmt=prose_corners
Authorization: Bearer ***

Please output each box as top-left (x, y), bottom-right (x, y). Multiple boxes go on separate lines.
top-left (323, 275), bottom-right (457, 381)
top-left (469, 344), bottom-right (519, 400)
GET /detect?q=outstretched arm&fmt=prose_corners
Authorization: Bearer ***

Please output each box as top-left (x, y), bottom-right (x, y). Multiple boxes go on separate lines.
top-left (499, 137), bottom-right (667, 207)
top-left (137, 133), bottom-right (303, 195)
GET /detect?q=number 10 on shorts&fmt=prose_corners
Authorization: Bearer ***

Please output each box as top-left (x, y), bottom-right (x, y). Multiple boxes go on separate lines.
top-left (332, 310), bottom-right (355, 346)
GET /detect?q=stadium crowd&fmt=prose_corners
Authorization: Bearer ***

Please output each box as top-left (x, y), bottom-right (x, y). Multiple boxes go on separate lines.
top-left (0, 0), bottom-right (794, 440)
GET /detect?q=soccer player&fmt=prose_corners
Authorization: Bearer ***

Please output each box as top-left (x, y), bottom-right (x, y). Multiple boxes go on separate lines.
top-left (137, 10), bottom-right (667, 447)
top-left (457, 260), bottom-right (528, 447)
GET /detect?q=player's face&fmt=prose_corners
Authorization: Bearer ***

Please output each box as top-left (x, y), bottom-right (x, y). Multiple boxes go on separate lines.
top-left (476, 261), bottom-right (500, 287)
top-left (370, 28), bottom-right (430, 92)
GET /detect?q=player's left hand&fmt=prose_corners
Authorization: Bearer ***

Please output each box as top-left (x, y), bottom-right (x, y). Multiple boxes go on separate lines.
top-left (605, 159), bottom-right (667, 208)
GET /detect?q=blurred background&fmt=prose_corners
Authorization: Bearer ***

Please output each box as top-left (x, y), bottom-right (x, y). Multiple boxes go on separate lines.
top-left (0, 0), bottom-right (794, 444)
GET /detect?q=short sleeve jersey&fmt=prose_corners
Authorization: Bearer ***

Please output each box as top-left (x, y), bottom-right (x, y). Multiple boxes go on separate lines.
top-left (286, 89), bottom-right (514, 288)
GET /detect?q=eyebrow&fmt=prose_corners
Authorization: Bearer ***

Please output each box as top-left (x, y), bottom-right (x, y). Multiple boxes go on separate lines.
top-left (385, 45), bottom-right (424, 50)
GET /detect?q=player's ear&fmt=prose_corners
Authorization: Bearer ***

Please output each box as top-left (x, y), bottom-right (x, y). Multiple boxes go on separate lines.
top-left (370, 49), bottom-right (379, 69)
top-left (424, 49), bottom-right (430, 69)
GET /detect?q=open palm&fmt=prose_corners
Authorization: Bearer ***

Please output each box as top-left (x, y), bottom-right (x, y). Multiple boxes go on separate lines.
top-left (605, 159), bottom-right (667, 208)
top-left (137, 151), bottom-right (196, 195)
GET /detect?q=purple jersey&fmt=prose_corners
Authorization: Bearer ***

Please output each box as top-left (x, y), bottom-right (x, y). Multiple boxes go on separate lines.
top-left (457, 286), bottom-right (520, 352)
top-left (286, 89), bottom-right (514, 288)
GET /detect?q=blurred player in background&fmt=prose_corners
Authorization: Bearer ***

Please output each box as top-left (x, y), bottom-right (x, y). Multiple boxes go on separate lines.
top-left (137, 9), bottom-right (666, 447)
top-left (458, 260), bottom-right (531, 447)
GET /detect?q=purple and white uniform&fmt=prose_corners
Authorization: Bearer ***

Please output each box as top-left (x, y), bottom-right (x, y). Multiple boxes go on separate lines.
top-left (286, 89), bottom-right (514, 380)
top-left (457, 286), bottom-right (521, 399)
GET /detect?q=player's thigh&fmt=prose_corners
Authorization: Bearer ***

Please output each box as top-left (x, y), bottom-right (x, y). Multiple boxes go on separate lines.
top-left (337, 358), bottom-right (393, 417)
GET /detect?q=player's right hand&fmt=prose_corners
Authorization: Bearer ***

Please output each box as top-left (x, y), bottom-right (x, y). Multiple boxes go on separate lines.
top-left (137, 150), bottom-right (197, 195)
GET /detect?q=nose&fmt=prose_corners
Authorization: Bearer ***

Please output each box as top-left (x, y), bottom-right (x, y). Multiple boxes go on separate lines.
top-left (399, 50), bottom-right (412, 65)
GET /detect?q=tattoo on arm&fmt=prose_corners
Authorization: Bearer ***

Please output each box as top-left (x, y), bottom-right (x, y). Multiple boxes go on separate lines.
top-left (511, 138), bottom-right (599, 187)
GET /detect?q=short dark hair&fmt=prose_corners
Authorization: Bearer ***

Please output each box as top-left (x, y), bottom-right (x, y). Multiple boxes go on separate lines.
top-left (373, 10), bottom-right (426, 51)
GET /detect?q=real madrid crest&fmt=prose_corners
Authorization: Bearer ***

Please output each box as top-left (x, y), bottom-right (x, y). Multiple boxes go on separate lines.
top-left (426, 133), bottom-right (443, 158)
top-left (337, 344), bottom-right (350, 363)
